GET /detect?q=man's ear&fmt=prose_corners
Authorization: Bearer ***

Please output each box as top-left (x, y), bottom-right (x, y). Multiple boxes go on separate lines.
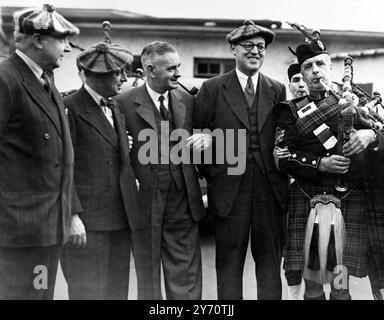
top-left (31, 33), bottom-right (43, 49)
top-left (146, 64), bottom-right (156, 78)
top-left (230, 43), bottom-right (236, 56)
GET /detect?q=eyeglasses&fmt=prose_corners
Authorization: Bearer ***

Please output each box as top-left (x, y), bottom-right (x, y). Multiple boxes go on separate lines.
top-left (237, 42), bottom-right (266, 53)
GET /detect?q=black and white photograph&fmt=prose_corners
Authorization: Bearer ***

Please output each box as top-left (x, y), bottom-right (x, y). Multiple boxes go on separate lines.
top-left (0, 0), bottom-right (384, 306)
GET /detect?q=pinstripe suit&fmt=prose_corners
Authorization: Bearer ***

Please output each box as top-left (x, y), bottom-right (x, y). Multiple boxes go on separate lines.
top-left (0, 53), bottom-right (80, 299)
top-left (61, 86), bottom-right (139, 299)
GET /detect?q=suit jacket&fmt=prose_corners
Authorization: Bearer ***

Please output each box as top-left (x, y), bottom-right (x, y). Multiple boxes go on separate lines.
top-left (64, 86), bottom-right (139, 231)
top-left (0, 53), bottom-right (80, 247)
top-left (195, 70), bottom-right (288, 217)
top-left (116, 85), bottom-right (206, 230)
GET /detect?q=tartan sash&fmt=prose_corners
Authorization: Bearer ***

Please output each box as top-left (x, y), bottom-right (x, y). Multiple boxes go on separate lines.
top-left (294, 95), bottom-right (339, 136)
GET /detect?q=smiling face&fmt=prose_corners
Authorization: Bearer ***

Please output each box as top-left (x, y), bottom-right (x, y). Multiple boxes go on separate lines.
top-left (147, 52), bottom-right (181, 94)
top-left (231, 36), bottom-right (266, 76)
top-left (300, 53), bottom-right (333, 91)
top-left (39, 34), bottom-right (71, 71)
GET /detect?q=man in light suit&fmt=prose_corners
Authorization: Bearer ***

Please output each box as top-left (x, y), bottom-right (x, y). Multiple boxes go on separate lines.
top-left (116, 41), bottom-right (206, 300)
top-left (195, 20), bottom-right (288, 300)
top-left (0, 5), bottom-right (80, 299)
top-left (60, 40), bottom-right (138, 299)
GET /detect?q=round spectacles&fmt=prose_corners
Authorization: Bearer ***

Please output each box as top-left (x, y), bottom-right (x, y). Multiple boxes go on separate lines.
top-left (237, 42), bottom-right (266, 53)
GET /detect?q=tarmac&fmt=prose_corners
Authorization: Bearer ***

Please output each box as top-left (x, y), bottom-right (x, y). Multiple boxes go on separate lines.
top-left (54, 224), bottom-right (374, 300)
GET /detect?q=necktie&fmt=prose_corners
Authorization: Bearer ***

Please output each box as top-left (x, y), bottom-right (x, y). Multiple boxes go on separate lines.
top-left (244, 76), bottom-right (255, 108)
top-left (158, 95), bottom-right (169, 121)
top-left (41, 72), bottom-right (52, 97)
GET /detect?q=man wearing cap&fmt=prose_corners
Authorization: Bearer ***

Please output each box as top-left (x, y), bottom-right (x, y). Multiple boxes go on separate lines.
top-left (273, 63), bottom-right (309, 300)
top-left (287, 63), bottom-right (308, 99)
top-left (116, 41), bottom-right (206, 300)
top-left (60, 40), bottom-right (139, 299)
top-left (275, 35), bottom-right (384, 299)
top-left (194, 20), bottom-right (287, 300)
top-left (0, 4), bottom-right (80, 299)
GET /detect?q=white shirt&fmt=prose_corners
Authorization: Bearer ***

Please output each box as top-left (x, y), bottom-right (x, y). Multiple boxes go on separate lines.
top-left (146, 82), bottom-right (169, 111)
top-left (15, 49), bottom-right (44, 86)
top-left (236, 68), bottom-right (259, 94)
top-left (84, 83), bottom-right (114, 128)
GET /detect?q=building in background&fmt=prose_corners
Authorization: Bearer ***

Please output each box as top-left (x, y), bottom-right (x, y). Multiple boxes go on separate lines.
top-left (1, 6), bottom-right (384, 94)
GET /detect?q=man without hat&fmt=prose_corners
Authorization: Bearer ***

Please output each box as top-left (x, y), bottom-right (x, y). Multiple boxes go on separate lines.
top-left (194, 20), bottom-right (288, 299)
top-left (116, 41), bottom-right (206, 299)
top-left (60, 39), bottom-right (139, 299)
top-left (275, 35), bottom-right (384, 299)
top-left (0, 4), bottom-right (80, 299)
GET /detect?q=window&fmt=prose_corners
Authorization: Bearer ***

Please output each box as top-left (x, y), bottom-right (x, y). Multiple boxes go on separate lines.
top-left (194, 58), bottom-right (235, 78)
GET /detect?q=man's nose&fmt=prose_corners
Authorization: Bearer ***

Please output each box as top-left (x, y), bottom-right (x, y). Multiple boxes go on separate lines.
top-left (312, 63), bottom-right (320, 74)
top-left (64, 38), bottom-right (71, 52)
top-left (174, 68), bottom-right (181, 78)
top-left (121, 70), bottom-right (127, 82)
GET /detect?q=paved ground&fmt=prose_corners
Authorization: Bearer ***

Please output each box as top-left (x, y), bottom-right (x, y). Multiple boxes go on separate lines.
top-left (54, 225), bottom-right (374, 300)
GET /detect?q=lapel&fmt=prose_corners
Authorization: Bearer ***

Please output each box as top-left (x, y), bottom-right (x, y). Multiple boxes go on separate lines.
top-left (257, 72), bottom-right (276, 132)
top-left (135, 85), bottom-right (159, 132)
top-left (78, 87), bottom-right (119, 150)
top-left (10, 53), bottom-right (63, 138)
top-left (113, 104), bottom-right (130, 165)
top-left (223, 70), bottom-right (250, 130)
top-left (169, 89), bottom-right (186, 129)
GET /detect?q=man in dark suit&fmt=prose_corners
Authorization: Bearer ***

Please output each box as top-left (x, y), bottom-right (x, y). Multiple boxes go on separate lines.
top-left (60, 39), bottom-right (139, 299)
top-left (0, 5), bottom-right (80, 299)
top-left (116, 41), bottom-right (206, 300)
top-left (194, 20), bottom-right (288, 300)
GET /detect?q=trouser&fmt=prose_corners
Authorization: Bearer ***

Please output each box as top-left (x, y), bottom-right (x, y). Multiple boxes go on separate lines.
top-left (132, 177), bottom-right (202, 300)
top-left (61, 229), bottom-right (131, 300)
top-left (215, 159), bottom-right (284, 300)
top-left (0, 245), bottom-right (62, 300)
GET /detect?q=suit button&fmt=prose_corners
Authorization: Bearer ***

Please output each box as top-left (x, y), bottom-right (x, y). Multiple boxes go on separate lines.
top-left (107, 160), bottom-right (112, 165)
top-left (106, 186), bottom-right (112, 191)
top-left (55, 162), bottom-right (60, 168)
top-left (44, 133), bottom-right (50, 140)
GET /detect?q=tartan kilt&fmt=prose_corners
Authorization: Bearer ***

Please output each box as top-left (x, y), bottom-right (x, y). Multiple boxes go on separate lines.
top-left (284, 178), bottom-right (384, 280)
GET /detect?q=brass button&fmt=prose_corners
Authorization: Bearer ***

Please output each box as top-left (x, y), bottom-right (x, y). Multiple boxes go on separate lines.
top-left (44, 133), bottom-right (50, 140)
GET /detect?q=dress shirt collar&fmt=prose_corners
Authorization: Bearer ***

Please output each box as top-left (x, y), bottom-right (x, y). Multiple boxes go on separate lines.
top-left (236, 68), bottom-right (259, 93)
top-left (84, 83), bottom-right (105, 106)
top-left (146, 82), bottom-right (169, 110)
top-left (15, 49), bottom-right (44, 83)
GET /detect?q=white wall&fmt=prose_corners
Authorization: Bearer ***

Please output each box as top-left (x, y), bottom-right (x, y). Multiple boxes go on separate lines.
top-left (54, 29), bottom-right (384, 96)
